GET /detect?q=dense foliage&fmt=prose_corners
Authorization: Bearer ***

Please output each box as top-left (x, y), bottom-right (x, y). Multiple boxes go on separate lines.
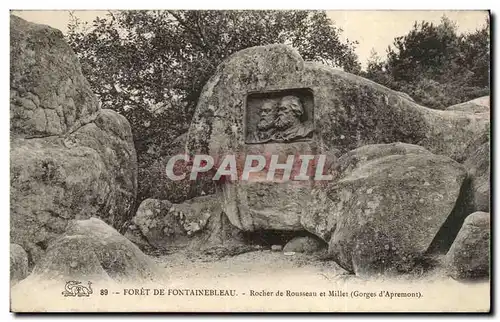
top-left (362, 16), bottom-right (490, 109)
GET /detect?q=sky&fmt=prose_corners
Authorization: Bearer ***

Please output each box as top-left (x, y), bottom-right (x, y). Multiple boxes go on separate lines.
top-left (11, 10), bottom-right (489, 69)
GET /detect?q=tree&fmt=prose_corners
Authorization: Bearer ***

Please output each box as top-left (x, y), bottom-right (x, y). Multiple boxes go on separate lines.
top-left (363, 15), bottom-right (490, 109)
top-left (386, 17), bottom-right (460, 83)
top-left (66, 10), bottom-right (361, 201)
top-left (364, 48), bottom-right (392, 88)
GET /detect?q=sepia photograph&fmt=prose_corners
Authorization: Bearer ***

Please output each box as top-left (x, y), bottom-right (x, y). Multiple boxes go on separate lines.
top-left (9, 9), bottom-right (491, 312)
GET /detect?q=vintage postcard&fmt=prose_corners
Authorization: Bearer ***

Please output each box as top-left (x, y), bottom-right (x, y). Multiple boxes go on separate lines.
top-left (9, 9), bottom-right (490, 312)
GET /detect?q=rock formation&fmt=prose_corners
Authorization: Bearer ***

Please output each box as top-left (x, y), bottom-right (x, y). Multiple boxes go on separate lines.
top-left (283, 236), bottom-right (325, 254)
top-left (125, 195), bottom-right (246, 256)
top-left (10, 19), bottom-right (490, 281)
top-left (10, 16), bottom-right (138, 266)
top-left (445, 212), bottom-right (490, 280)
top-left (186, 44), bottom-right (488, 162)
top-left (28, 218), bottom-right (162, 283)
top-left (184, 44), bottom-right (489, 275)
top-left (446, 96), bottom-right (490, 114)
top-left (302, 143), bottom-right (466, 275)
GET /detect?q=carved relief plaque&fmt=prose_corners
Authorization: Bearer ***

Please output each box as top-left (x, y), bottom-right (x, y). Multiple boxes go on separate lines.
top-left (245, 88), bottom-right (314, 144)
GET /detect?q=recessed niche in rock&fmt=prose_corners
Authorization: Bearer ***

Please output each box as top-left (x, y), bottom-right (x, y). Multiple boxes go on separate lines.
top-left (245, 88), bottom-right (314, 144)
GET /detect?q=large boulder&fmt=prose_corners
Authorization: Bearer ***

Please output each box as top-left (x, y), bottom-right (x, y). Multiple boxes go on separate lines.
top-left (446, 96), bottom-right (490, 114)
top-left (300, 144), bottom-right (466, 275)
top-left (10, 15), bottom-right (99, 138)
top-left (10, 244), bottom-right (29, 286)
top-left (185, 44), bottom-right (487, 234)
top-left (187, 44), bottom-right (488, 161)
top-left (27, 218), bottom-right (161, 283)
top-left (332, 142), bottom-right (433, 175)
top-left (10, 16), bottom-right (137, 266)
top-left (445, 212), bottom-right (490, 280)
top-left (470, 96), bottom-right (490, 108)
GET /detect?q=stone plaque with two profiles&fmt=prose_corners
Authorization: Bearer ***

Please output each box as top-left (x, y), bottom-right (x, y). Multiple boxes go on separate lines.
top-left (245, 88), bottom-right (314, 144)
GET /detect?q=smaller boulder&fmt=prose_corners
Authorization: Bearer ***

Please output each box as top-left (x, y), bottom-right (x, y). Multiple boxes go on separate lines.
top-left (271, 245), bottom-right (283, 252)
top-left (10, 244), bottom-right (28, 286)
top-left (445, 212), bottom-right (490, 281)
top-left (130, 196), bottom-right (222, 249)
top-left (128, 195), bottom-right (248, 258)
top-left (131, 199), bottom-right (177, 249)
top-left (169, 195), bottom-right (219, 236)
top-left (283, 236), bottom-right (325, 254)
top-left (30, 218), bottom-right (162, 283)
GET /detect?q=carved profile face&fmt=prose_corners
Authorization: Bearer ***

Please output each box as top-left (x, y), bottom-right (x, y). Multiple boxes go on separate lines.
top-left (275, 95), bottom-right (303, 130)
top-left (257, 100), bottom-right (277, 131)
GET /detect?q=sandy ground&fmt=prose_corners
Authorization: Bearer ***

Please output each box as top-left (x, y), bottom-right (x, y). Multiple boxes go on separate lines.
top-left (157, 249), bottom-right (348, 282)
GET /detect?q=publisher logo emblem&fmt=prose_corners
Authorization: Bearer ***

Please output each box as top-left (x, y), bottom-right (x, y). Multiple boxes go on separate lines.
top-left (62, 281), bottom-right (93, 297)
